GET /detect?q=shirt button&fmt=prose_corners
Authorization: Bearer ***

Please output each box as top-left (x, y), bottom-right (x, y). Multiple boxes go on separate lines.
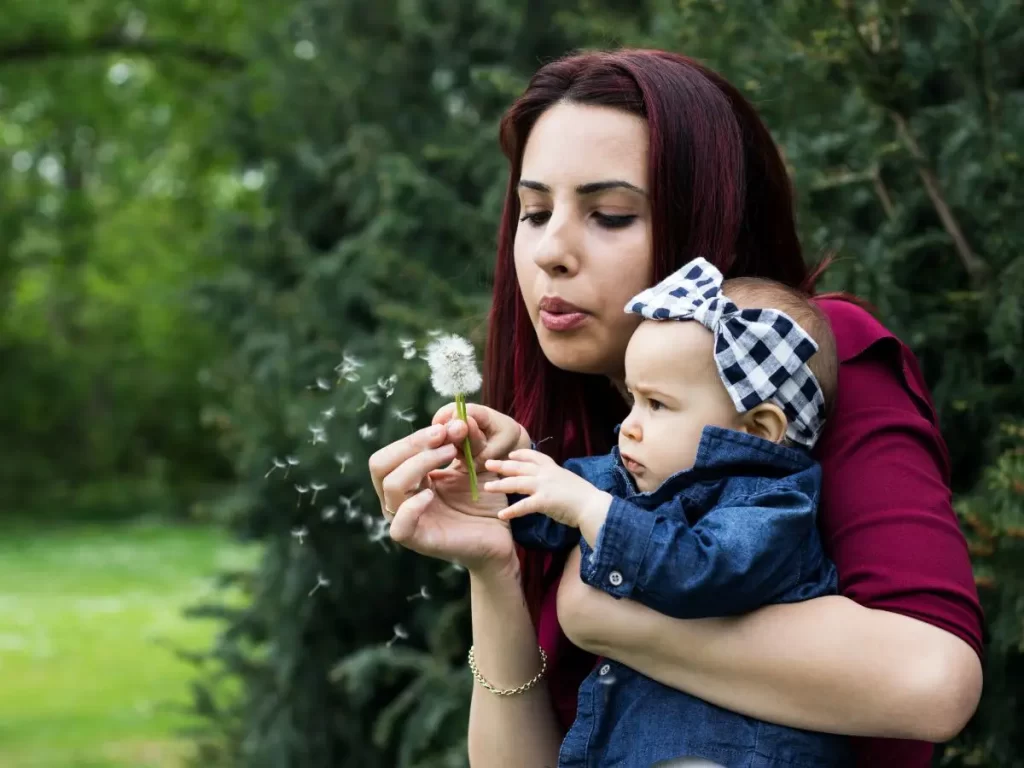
top-left (609, 570), bottom-right (623, 587)
top-left (598, 663), bottom-right (611, 676)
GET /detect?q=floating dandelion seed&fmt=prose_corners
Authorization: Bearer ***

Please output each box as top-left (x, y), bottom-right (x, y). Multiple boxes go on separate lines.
top-left (426, 329), bottom-right (443, 338)
top-left (310, 482), bottom-right (327, 504)
top-left (406, 586), bottom-right (431, 601)
top-left (344, 504), bottom-right (360, 522)
top-left (399, 338), bottom-right (417, 360)
top-left (308, 425), bottom-right (327, 445)
top-left (308, 573), bottom-right (331, 597)
top-left (342, 371), bottom-right (360, 383)
top-left (358, 386), bottom-right (382, 411)
top-left (426, 334), bottom-right (482, 499)
top-left (442, 562), bottom-right (467, 577)
top-left (295, 484), bottom-right (310, 508)
top-left (377, 375), bottom-right (398, 398)
top-left (284, 456), bottom-right (300, 478)
top-left (358, 423), bottom-right (376, 440)
top-left (386, 623), bottom-right (409, 647)
top-left (321, 406), bottom-right (336, 420)
top-left (392, 408), bottom-right (416, 430)
top-left (307, 377), bottom-right (331, 391)
top-left (265, 457), bottom-right (286, 478)
top-left (361, 514), bottom-right (376, 532)
top-left (291, 526), bottom-right (309, 545)
top-left (369, 519), bottom-right (392, 551)
top-left (334, 452), bottom-right (351, 473)
top-left (321, 505), bottom-right (338, 521)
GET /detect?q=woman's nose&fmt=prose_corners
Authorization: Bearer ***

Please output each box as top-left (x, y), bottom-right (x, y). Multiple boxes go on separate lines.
top-left (532, 211), bottom-right (581, 276)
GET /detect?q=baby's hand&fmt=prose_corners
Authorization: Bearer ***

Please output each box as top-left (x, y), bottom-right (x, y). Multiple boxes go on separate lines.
top-left (484, 450), bottom-right (613, 532)
top-left (431, 403), bottom-right (530, 466)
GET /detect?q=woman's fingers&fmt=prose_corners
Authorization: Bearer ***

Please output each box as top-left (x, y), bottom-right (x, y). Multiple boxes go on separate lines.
top-left (369, 424), bottom-right (448, 498)
top-left (387, 488), bottom-right (434, 544)
top-left (380, 443), bottom-right (457, 514)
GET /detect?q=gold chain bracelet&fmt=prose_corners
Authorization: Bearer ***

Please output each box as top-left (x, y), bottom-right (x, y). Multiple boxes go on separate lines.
top-left (467, 645), bottom-right (547, 696)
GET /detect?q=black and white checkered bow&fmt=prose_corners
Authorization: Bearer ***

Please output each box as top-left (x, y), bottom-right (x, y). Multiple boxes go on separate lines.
top-left (625, 257), bottom-right (826, 449)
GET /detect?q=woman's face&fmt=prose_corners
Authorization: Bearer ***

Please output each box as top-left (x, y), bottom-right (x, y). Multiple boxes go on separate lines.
top-left (514, 101), bottom-right (653, 380)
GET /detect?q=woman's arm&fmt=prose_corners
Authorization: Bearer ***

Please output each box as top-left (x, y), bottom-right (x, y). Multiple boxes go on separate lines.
top-left (558, 555), bottom-right (981, 742)
top-left (368, 421), bottom-right (562, 767)
top-left (468, 557), bottom-right (562, 767)
top-left (558, 339), bottom-right (984, 744)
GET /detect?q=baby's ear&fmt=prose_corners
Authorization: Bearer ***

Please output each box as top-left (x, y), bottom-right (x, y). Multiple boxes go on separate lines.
top-left (739, 403), bottom-right (788, 444)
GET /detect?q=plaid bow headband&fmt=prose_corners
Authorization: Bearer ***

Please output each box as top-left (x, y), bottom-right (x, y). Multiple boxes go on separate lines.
top-left (625, 257), bottom-right (827, 449)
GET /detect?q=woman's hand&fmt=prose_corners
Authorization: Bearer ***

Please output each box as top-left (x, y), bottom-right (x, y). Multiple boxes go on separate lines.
top-left (431, 402), bottom-right (531, 469)
top-left (368, 422), bottom-right (517, 573)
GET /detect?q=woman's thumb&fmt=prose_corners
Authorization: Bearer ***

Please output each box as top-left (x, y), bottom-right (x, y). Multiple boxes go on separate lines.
top-left (388, 488), bottom-right (434, 545)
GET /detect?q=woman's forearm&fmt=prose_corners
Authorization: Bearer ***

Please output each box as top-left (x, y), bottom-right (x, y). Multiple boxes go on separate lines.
top-left (557, 559), bottom-right (981, 743)
top-left (467, 559), bottom-right (562, 768)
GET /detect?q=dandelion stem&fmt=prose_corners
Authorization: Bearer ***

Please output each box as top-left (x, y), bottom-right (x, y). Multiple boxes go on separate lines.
top-left (455, 393), bottom-right (479, 501)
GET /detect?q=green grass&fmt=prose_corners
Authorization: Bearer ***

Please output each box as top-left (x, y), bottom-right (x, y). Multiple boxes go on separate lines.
top-left (0, 519), bottom-right (260, 768)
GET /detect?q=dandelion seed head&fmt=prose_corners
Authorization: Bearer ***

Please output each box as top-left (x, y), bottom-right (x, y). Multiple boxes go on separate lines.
top-left (295, 484), bottom-right (310, 494)
top-left (311, 482), bottom-right (327, 492)
top-left (426, 334), bottom-right (482, 397)
top-left (321, 506), bottom-right (338, 521)
top-left (315, 377), bottom-right (331, 391)
top-left (321, 406), bottom-right (336, 420)
top-left (358, 424), bottom-right (376, 440)
top-left (342, 371), bottom-right (360, 383)
top-left (402, 346), bottom-right (417, 359)
top-left (393, 624), bottom-right (409, 639)
top-left (286, 456), bottom-right (300, 467)
top-left (273, 458), bottom-right (286, 468)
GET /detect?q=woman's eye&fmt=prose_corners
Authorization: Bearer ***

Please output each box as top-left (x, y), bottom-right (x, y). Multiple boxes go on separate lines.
top-left (519, 211), bottom-right (551, 226)
top-left (594, 213), bottom-right (637, 229)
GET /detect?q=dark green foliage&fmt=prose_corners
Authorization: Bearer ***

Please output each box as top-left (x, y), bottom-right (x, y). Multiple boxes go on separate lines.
top-left (3, 0), bottom-right (1023, 765)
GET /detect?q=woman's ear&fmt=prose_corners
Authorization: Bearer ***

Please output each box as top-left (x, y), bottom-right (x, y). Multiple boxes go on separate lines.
top-left (739, 403), bottom-right (788, 444)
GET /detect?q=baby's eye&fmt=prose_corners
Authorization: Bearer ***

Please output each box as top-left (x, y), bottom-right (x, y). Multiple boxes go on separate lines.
top-left (648, 399), bottom-right (664, 412)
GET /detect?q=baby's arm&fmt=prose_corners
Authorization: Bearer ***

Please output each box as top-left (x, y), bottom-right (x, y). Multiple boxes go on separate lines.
top-left (577, 482), bottom-right (836, 620)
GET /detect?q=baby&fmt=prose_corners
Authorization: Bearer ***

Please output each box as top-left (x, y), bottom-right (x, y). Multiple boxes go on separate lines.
top-left (478, 258), bottom-right (853, 768)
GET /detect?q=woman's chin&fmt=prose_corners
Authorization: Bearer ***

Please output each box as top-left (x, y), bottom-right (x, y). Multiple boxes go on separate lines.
top-left (537, 331), bottom-right (620, 376)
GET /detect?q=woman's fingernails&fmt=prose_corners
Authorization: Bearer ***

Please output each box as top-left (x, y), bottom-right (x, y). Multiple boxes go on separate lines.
top-left (431, 425), bottom-right (444, 438)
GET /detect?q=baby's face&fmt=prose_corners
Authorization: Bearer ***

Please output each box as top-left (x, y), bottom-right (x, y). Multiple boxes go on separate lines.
top-left (618, 321), bottom-right (744, 492)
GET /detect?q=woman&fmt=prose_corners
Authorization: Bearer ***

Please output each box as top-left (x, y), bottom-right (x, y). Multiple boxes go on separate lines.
top-left (369, 49), bottom-right (983, 767)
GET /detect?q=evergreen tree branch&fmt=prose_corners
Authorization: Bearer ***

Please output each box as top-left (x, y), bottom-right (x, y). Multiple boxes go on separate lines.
top-left (871, 166), bottom-right (896, 221)
top-left (889, 111), bottom-right (989, 282)
top-left (0, 33), bottom-right (246, 70)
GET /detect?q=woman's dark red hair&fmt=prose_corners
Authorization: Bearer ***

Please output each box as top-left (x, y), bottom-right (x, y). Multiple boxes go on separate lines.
top-left (483, 49), bottom-right (830, 622)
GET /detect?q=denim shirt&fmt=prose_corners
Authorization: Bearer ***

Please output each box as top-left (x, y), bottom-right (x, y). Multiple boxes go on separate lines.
top-left (511, 426), bottom-right (852, 768)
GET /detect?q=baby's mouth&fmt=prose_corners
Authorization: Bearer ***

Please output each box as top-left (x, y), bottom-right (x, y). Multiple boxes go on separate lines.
top-left (621, 453), bottom-right (645, 474)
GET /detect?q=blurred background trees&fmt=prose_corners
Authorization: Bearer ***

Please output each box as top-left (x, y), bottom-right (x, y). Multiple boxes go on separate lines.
top-left (1, 1), bottom-right (1021, 766)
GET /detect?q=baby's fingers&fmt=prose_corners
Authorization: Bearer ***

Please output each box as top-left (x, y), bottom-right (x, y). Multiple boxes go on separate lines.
top-left (497, 496), bottom-right (541, 521)
top-left (483, 475), bottom-right (537, 497)
top-left (484, 458), bottom-right (536, 477)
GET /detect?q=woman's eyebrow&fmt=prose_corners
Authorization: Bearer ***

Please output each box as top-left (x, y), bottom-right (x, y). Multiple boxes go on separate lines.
top-left (517, 179), bottom-right (647, 197)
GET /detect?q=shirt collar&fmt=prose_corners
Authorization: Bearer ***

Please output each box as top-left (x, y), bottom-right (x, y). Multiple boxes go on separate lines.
top-left (609, 424), bottom-right (814, 502)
